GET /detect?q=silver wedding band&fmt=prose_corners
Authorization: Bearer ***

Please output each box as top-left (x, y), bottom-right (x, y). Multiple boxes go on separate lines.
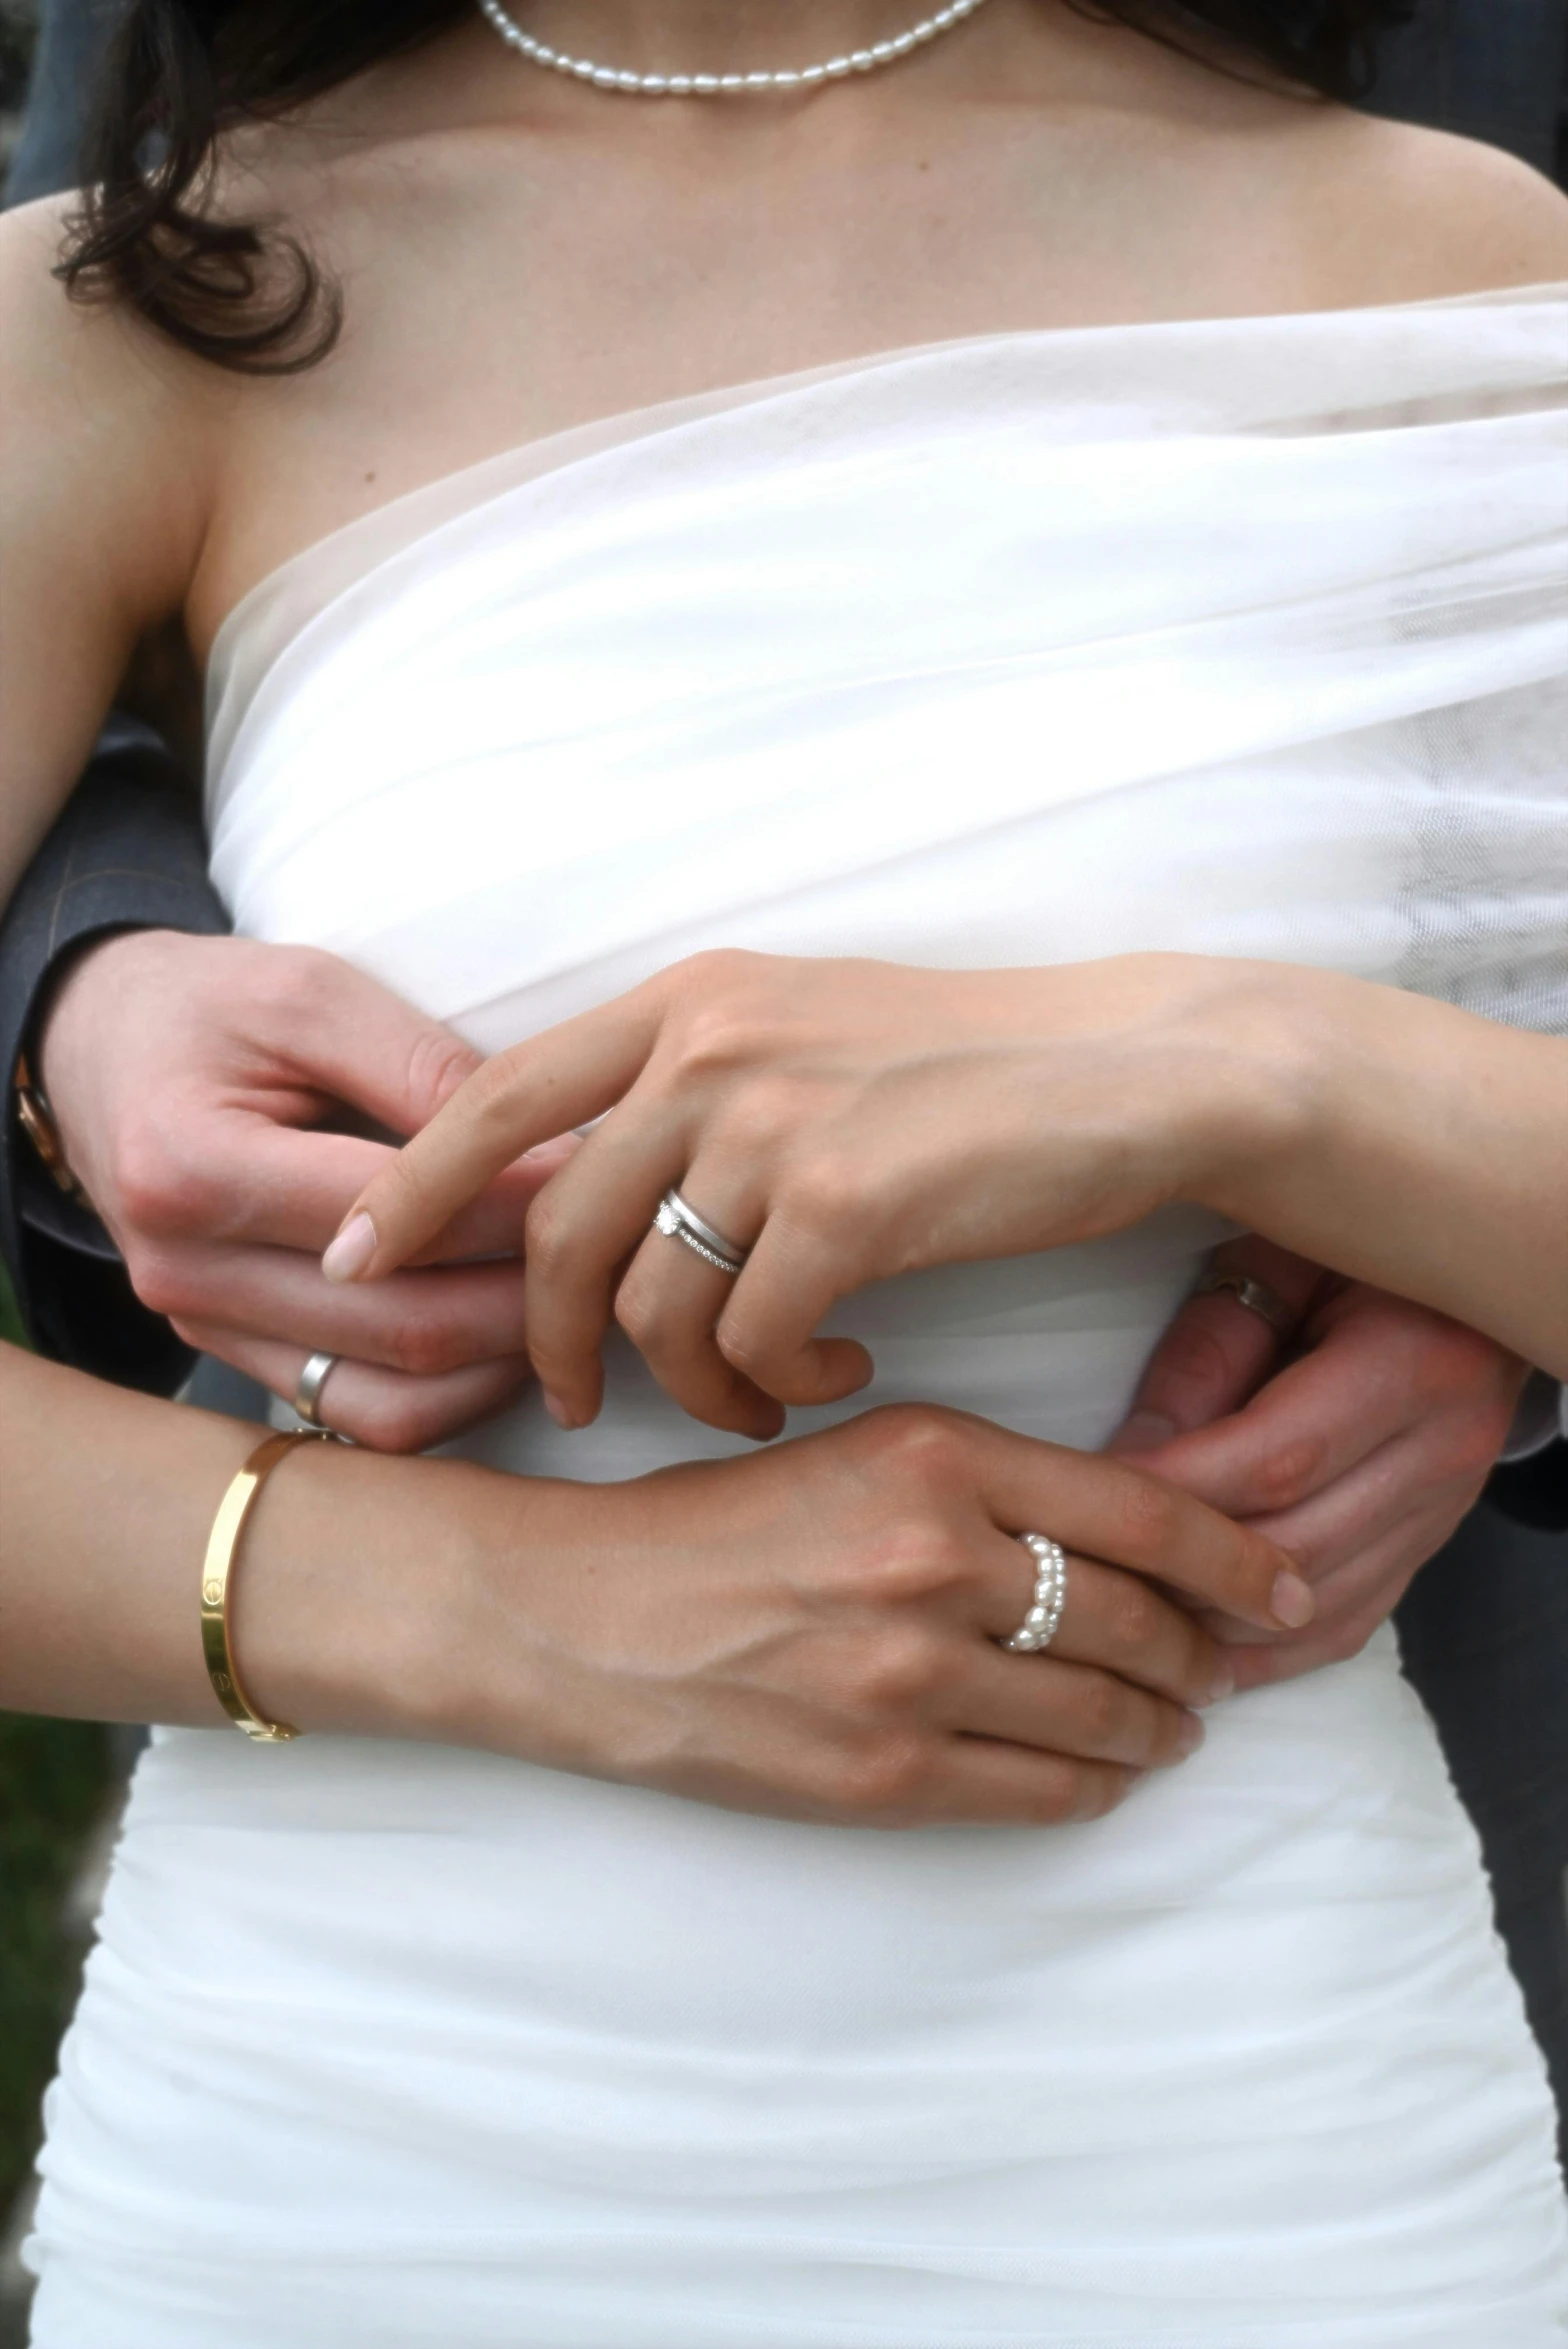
top-left (1003, 1533), bottom-right (1069, 1654)
top-left (1196, 1269), bottom-right (1294, 1336)
top-left (294, 1350), bottom-right (341, 1429)
top-left (653, 1188), bottom-right (749, 1276)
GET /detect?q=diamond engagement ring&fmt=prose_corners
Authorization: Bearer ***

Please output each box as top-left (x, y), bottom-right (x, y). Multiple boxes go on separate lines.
top-left (1003, 1534), bottom-right (1069, 1655)
top-left (653, 1189), bottom-right (749, 1276)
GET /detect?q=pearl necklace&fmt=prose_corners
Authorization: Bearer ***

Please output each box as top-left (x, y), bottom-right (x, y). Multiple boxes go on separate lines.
top-left (475, 0), bottom-right (993, 95)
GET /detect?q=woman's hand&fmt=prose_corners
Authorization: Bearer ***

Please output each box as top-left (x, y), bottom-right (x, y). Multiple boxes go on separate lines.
top-left (329, 948), bottom-right (1257, 1435)
top-left (418, 1404), bottom-right (1312, 1828)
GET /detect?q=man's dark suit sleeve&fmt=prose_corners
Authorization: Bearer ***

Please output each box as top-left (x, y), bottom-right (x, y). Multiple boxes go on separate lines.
top-left (0, 719), bottom-right (230, 1392)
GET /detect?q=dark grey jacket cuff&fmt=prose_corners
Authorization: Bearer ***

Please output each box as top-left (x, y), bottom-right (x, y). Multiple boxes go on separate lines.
top-left (1, 723), bottom-right (229, 1392)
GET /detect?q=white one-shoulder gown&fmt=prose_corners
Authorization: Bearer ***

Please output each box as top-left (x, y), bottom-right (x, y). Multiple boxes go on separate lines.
top-left (27, 292), bottom-right (1568, 2346)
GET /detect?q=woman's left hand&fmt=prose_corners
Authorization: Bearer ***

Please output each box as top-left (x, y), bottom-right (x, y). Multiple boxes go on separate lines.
top-left (327, 948), bottom-right (1261, 1434)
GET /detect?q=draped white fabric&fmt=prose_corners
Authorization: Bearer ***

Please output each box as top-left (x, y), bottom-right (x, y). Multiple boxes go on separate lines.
top-left (30, 291), bottom-right (1568, 2346)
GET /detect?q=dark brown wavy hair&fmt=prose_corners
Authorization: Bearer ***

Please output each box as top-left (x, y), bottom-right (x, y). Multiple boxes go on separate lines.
top-left (58, 0), bottom-right (1417, 373)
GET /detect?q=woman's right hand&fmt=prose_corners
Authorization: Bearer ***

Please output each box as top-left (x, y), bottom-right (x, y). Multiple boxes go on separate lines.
top-left (417, 1405), bottom-right (1312, 1829)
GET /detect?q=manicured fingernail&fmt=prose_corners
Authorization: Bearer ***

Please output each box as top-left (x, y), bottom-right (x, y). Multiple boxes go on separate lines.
top-left (542, 1391), bottom-right (576, 1429)
top-left (1108, 1410), bottom-right (1177, 1455)
top-left (1175, 1713), bottom-right (1207, 1758)
top-left (1271, 1570), bottom-right (1315, 1629)
top-left (1204, 1662), bottom-right (1236, 1707)
top-left (321, 1213), bottom-right (376, 1284)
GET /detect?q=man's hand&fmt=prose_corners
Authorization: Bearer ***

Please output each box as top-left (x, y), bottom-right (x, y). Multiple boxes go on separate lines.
top-left (1108, 1237), bottom-right (1528, 1689)
top-left (38, 931), bottom-right (568, 1449)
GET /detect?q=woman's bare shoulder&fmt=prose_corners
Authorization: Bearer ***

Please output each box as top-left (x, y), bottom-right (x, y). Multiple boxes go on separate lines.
top-left (0, 198), bottom-right (219, 892)
top-left (0, 194), bottom-right (219, 610)
top-left (1284, 109), bottom-right (1568, 308)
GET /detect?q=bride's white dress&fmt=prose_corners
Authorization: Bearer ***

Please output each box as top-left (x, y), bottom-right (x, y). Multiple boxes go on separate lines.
top-left (27, 291), bottom-right (1568, 2346)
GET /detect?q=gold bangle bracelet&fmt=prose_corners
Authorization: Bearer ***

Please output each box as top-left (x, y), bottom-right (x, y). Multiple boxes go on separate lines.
top-left (200, 1429), bottom-right (335, 1742)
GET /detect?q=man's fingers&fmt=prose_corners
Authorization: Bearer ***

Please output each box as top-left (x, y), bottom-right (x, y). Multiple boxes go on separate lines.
top-left (251, 951), bottom-right (486, 1138)
top-left (1122, 1296), bottom-right (1518, 1523)
top-left (169, 1323), bottom-right (533, 1453)
top-left (116, 1116), bottom-right (572, 1262)
top-left (1218, 1505), bottom-right (1469, 1692)
top-left (1195, 1418), bottom-right (1491, 1647)
top-left (329, 995), bottom-right (666, 1280)
top-left (139, 1242), bottom-right (530, 1376)
top-left (1107, 1237), bottom-right (1325, 1454)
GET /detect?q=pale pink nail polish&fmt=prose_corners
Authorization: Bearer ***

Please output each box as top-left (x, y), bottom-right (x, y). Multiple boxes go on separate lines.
top-left (542, 1391), bottom-right (575, 1429)
top-left (1271, 1570), bottom-right (1315, 1630)
top-left (322, 1212), bottom-right (377, 1284)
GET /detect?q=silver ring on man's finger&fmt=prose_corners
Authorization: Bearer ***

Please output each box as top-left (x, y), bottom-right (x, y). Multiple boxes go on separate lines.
top-left (1003, 1533), bottom-right (1069, 1654)
top-left (294, 1350), bottom-right (341, 1428)
top-left (1196, 1269), bottom-right (1294, 1336)
top-left (653, 1188), bottom-right (749, 1276)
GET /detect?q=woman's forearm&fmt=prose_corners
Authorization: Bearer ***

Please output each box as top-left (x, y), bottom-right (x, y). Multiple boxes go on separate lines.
top-left (0, 1341), bottom-right (547, 1738)
top-left (1184, 966), bottom-right (1568, 1380)
top-left (0, 1342), bottom-right (1312, 1831)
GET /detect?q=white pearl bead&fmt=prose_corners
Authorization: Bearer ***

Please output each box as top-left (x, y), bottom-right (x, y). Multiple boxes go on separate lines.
top-left (473, 0), bottom-right (994, 98)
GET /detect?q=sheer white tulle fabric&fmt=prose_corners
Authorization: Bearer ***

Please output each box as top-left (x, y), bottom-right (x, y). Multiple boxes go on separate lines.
top-left (29, 292), bottom-right (1568, 2347)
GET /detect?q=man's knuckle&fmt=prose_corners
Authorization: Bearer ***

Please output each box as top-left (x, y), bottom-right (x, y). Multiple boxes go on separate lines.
top-left (123, 1243), bottom-right (190, 1318)
top-left (405, 1028), bottom-right (481, 1118)
top-left (113, 1133), bottom-right (215, 1235)
top-left (355, 1397), bottom-right (430, 1455)
top-left (259, 945), bottom-right (334, 1024)
top-left (389, 1311), bottom-right (461, 1379)
top-left (1253, 1436), bottom-right (1326, 1512)
top-left (1150, 1315), bottom-right (1237, 1399)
